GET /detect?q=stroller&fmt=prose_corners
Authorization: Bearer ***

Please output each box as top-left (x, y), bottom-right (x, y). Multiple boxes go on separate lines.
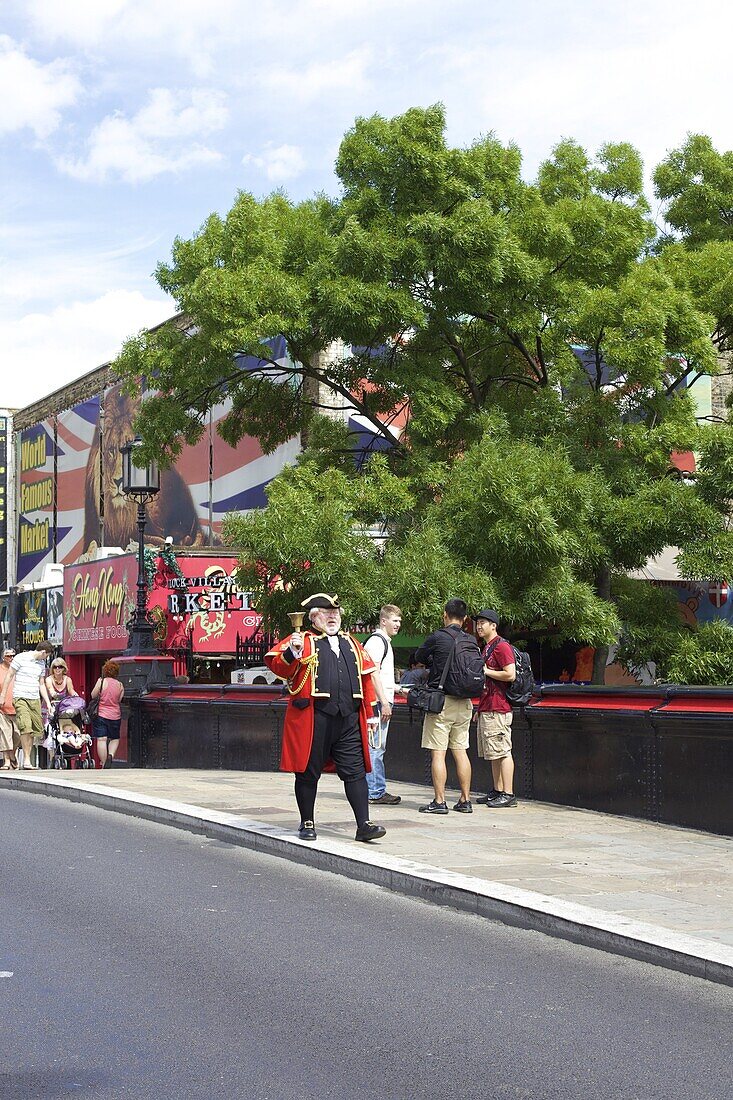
top-left (48, 695), bottom-right (95, 770)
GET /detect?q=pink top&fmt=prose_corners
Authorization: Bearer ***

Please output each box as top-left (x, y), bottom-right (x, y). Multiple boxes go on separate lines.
top-left (98, 677), bottom-right (123, 720)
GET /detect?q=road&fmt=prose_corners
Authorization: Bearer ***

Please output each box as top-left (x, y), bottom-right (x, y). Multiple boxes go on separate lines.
top-left (1, 789), bottom-right (731, 1100)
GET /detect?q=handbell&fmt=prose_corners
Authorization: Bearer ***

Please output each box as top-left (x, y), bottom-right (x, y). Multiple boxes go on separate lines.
top-left (287, 611), bottom-right (305, 632)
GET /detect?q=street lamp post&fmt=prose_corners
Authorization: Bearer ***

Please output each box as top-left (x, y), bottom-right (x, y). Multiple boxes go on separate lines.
top-left (120, 436), bottom-right (160, 656)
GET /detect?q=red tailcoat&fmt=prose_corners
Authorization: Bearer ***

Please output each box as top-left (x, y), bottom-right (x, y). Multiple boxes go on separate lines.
top-left (265, 631), bottom-right (377, 774)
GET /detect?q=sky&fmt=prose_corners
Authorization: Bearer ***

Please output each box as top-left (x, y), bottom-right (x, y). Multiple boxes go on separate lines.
top-left (2, 0), bottom-right (732, 410)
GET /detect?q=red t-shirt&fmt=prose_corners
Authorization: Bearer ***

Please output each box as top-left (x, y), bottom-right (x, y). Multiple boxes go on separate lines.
top-left (478, 638), bottom-right (515, 714)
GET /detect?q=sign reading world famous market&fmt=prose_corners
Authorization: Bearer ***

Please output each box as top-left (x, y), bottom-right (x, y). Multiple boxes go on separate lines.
top-left (64, 554), bottom-right (137, 653)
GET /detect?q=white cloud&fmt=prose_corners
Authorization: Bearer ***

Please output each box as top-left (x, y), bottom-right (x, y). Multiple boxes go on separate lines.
top-left (0, 228), bottom-right (162, 308)
top-left (243, 143), bottom-right (306, 182)
top-left (21, 0), bottom-right (242, 76)
top-left (56, 87), bottom-right (228, 183)
top-left (263, 48), bottom-right (373, 105)
top-left (1, 290), bottom-right (173, 408)
top-left (0, 36), bottom-right (80, 138)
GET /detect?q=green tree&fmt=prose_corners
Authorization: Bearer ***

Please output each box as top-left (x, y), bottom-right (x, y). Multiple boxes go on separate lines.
top-left (115, 107), bottom-right (733, 680)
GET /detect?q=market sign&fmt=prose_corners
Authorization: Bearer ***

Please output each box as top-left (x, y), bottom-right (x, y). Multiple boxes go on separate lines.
top-left (146, 555), bottom-right (262, 654)
top-left (64, 553), bottom-right (137, 653)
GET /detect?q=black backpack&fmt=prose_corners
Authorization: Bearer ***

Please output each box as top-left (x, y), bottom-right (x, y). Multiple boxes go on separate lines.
top-left (441, 629), bottom-right (485, 698)
top-left (505, 648), bottom-right (535, 706)
top-left (485, 638), bottom-right (535, 707)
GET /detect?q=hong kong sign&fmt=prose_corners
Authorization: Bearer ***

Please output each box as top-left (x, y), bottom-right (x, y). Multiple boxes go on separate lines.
top-left (64, 554), bottom-right (137, 653)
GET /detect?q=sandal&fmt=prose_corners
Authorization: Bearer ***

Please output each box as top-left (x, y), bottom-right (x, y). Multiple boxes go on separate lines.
top-left (0, 764), bottom-right (11, 771)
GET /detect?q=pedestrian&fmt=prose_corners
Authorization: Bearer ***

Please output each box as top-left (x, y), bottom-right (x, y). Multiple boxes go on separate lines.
top-left (364, 604), bottom-right (402, 806)
top-left (0, 641), bottom-right (54, 769)
top-left (414, 598), bottom-right (475, 815)
top-left (473, 609), bottom-right (518, 808)
top-left (398, 651), bottom-right (428, 692)
top-left (0, 646), bottom-right (20, 770)
top-left (264, 593), bottom-right (387, 843)
top-left (89, 660), bottom-right (125, 768)
top-left (44, 657), bottom-right (76, 706)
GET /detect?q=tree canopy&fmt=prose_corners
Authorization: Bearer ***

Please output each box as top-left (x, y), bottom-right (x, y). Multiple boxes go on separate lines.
top-left (114, 107), bottom-right (733, 682)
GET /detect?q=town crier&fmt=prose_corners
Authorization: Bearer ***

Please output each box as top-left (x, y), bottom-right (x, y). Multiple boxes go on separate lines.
top-left (265, 593), bottom-right (387, 844)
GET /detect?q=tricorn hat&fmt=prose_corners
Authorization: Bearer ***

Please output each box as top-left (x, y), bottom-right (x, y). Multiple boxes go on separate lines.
top-left (472, 608), bottom-right (500, 624)
top-left (300, 592), bottom-right (341, 612)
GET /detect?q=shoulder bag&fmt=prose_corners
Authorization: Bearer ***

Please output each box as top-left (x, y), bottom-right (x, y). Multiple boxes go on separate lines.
top-left (87, 677), bottom-right (104, 720)
top-left (407, 634), bottom-right (457, 714)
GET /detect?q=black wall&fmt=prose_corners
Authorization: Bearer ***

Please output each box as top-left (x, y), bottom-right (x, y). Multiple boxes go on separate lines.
top-left (127, 686), bottom-right (733, 837)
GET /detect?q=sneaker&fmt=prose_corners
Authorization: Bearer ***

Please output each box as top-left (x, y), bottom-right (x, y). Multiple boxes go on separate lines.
top-left (419, 799), bottom-right (449, 814)
top-left (476, 789), bottom-right (502, 804)
top-left (486, 792), bottom-right (517, 808)
top-left (368, 792), bottom-right (401, 805)
top-left (298, 820), bottom-right (317, 840)
top-left (355, 821), bottom-right (386, 842)
top-left (452, 799), bottom-right (473, 813)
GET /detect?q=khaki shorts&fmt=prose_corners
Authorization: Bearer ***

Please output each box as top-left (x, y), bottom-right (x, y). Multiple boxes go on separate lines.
top-left (0, 711), bottom-right (20, 753)
top-left (13, 698), bottom-right (44, 738)
top-left (477, 711), bottom-right (513, 760)
top-left (421, 696), bottom-right (473, 752)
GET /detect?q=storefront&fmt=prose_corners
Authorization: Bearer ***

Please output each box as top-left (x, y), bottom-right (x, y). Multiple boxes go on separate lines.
top-left (60, 551), bottom-right (266, 757)
top-left (145, 552), bottom-right (264, 682)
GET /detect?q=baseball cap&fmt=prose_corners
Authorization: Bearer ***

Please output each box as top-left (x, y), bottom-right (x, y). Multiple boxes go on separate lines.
top-left (472, 609), bottom-right (500, 624)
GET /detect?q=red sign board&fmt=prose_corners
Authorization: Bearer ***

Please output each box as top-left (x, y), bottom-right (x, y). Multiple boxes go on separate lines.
top-left (708, 580), bottom-right (729, 609)
top-left (63, 554), bottom-right (137, 654)
top-left (146, 555), bottom-right (261, 654)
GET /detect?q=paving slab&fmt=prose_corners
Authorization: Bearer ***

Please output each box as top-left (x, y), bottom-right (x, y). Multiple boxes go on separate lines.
top-left (2, 768), bottom-right (731, 985)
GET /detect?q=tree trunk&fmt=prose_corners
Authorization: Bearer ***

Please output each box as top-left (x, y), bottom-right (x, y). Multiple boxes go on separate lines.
top-left (591, 564), bottom-right (612, 685)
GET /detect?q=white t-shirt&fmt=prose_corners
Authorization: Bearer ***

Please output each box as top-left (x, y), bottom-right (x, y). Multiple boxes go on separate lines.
top-left (9, 652), bottom-right (46, 700)
top-left (365, 629), bottom-right (395, 703)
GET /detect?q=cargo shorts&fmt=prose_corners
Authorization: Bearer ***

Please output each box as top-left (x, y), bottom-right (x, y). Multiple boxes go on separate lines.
top-left (477, 711), bottom-right (513, 760)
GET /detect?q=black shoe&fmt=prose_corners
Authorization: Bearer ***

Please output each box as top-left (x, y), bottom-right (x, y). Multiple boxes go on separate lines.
top-left (453, 799), bottom-right (473, 813)
top-left (486, 792), bottom-right (517, 808)
top-left (355, 821), bottom-right (386, 842)
top-left (476, 789), bottom-right (501, 804)
top-left (298, 820), bottom-right (317, 840)
top-left (419, 799), bottom-right (449, 814)
top-left (368, 792), bottom-right (402, 805)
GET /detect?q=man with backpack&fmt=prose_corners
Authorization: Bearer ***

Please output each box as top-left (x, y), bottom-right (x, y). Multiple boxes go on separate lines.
top-left (473, 609), bottom-right (518, 808)
top-left (364, 604), bottom-right (402, 806)
top-left (414, 598), bottom-right (483, 815)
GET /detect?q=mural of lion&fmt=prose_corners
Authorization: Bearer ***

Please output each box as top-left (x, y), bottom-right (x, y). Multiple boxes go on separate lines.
top-left (84, 386), bottom-right (205, 553)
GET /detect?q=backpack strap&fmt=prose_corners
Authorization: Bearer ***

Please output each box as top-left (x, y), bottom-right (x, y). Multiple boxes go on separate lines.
top-left (366, 632), bottom-right (389, 669)
top-left (482, 638), bottom-right (502, 663)
top-left (437, 630), bottom-right (462, 690)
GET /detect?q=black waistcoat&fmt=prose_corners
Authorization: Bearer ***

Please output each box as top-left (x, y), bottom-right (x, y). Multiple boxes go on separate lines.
top-left (313, 635), bottom-right (360, 716)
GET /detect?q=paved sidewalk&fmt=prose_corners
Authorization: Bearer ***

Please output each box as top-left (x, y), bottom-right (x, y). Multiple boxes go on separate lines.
top-left (3, 769), bottom-right (732, 984)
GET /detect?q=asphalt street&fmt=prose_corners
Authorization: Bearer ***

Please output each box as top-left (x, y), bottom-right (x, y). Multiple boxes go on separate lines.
top-left (1, 789), bottom-right (731, 1100)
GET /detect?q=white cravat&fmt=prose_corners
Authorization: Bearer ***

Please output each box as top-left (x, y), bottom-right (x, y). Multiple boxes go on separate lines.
top-left (327, 635), bottom-right (341, 656)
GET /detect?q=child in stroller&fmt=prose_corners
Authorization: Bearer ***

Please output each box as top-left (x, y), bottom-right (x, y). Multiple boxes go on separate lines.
top-left (49, 695), bottom-right (94, 769)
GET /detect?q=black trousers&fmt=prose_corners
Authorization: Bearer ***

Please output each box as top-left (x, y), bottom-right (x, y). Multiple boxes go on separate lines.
top-left (297, 708), bottom-right (366, 782)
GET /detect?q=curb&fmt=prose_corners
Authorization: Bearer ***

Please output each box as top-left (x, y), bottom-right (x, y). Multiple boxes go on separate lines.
top-left (4, 774), bottom-right (732, 987)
